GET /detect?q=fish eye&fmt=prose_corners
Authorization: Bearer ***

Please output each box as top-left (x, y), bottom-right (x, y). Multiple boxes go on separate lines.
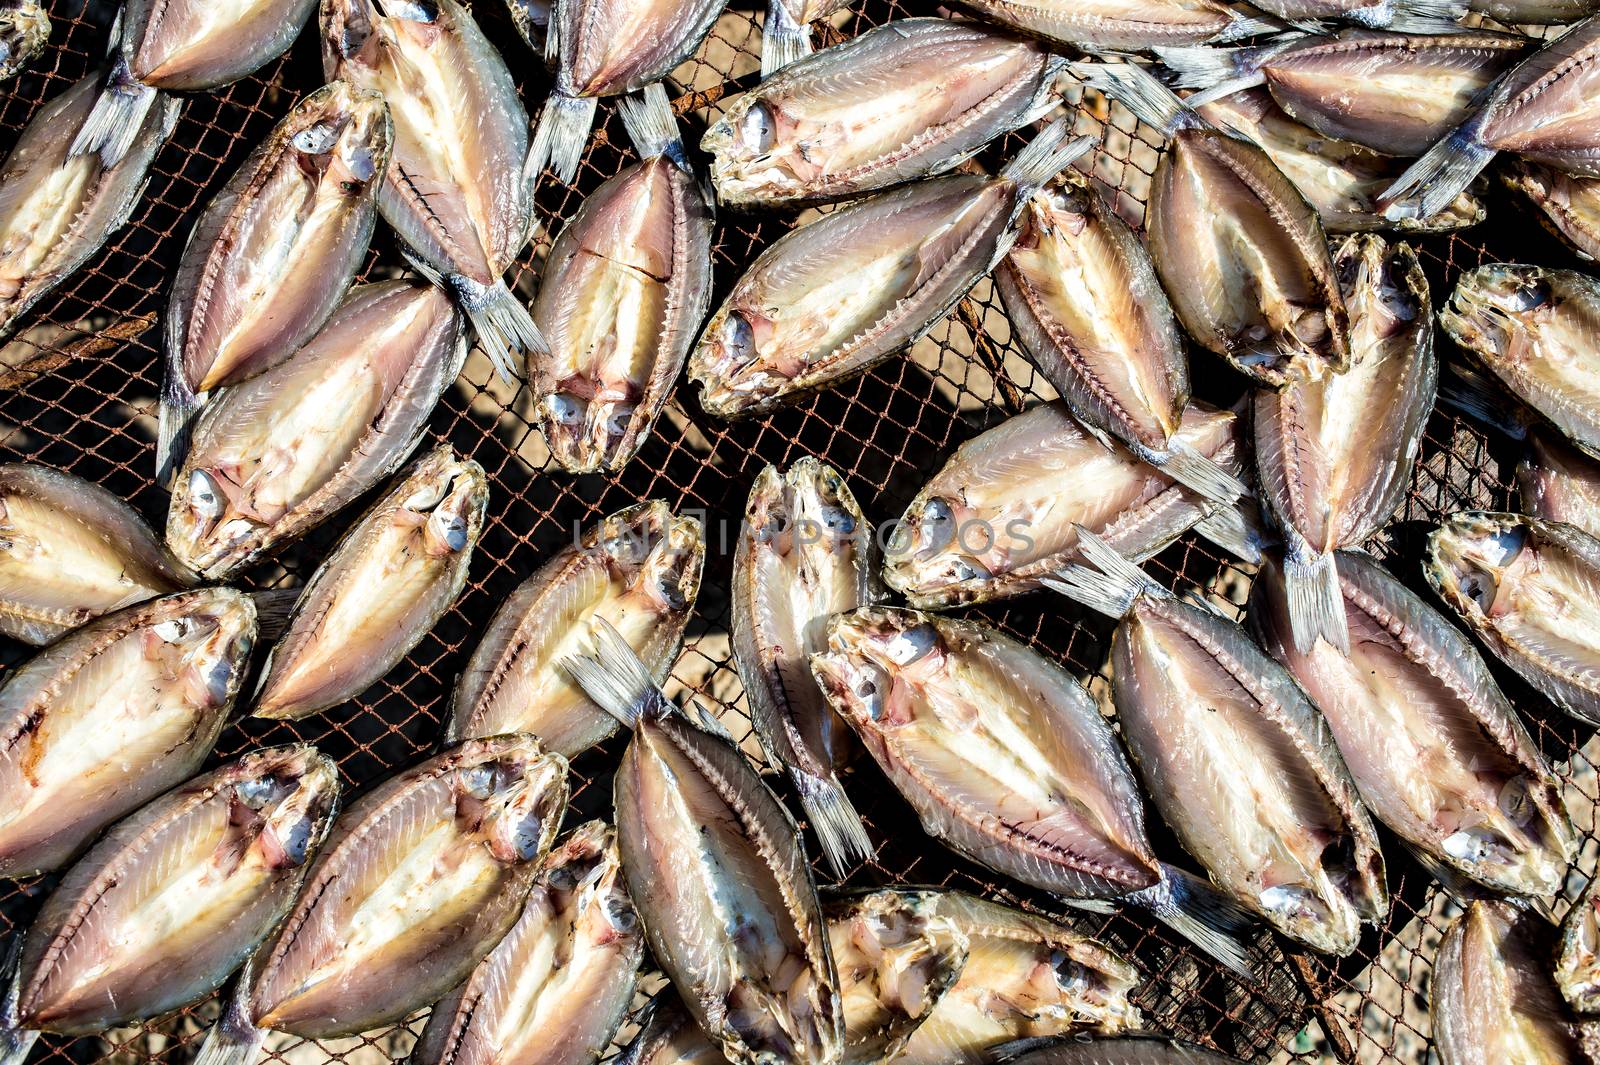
top-left (605, 406), bottom-right (633, 439)
top-left (153, 617), bottom-right (195, 643)
top-left (923, 498), bottom-right (953, 525)
top-left (722, 312), bottom-right (755, 365)
top-left (277, 818), bottom-right (314, 865)
top-left (189, 469), bottom-right (223, 520)
top-left (461, 764), bottom-right (498, 799)
top-left (345, 145), bottom-right (378, 183)
top-left (236, 778), bottom-right (275, 809)
top-left (886, 623), bottom-right (938, 666)
top-left (1509, 277), bottom-right (1552, 312)
top-left (1051, 951), bottom-right (1090, 994)
top-left (511, 819), bottom-right (543, 861)
top-left (547, 865), bottom-right (579, 891)
top-left (950, 558), bottom-right (990, 583)
top-left (432, 511), bottom-right (469, 552)
top-left (740, 102), bottom-right (775, 154)
top-left (389, 0), bottom-right (440, 21)
top-left (545, 393), bottom-right (585, 428)
top-left (606, 899), bottom-right (638, 932)
top-left (658, 576), bottom-right (687, 610)
top-left (292, 122), bottom-right (341, 155)
top-left (822, 506), bottom-right (855, 536)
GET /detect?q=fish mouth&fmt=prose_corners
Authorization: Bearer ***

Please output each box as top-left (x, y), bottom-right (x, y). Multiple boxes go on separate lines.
top-left (1427, 513), bottom-right (1529, 615)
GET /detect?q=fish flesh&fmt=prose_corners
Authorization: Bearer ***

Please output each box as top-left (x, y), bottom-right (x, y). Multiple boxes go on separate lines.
top-left (1383, 15), bottom-right (1600, 222)
top-left (411, 820), bottom-right (643, 1065)
top-left (1434, 901), bottom-right (1591, 1065)
top-left (990, 1036), bottom-right (1244, 1065)
top-left (528, 0), bottom-right (725, 184)
top-left (1254, 234), bottom-right (1435, 653)
top-left (166, 279), bottom-right (467, 580)
top-left (0, 463), bottom-right (193, 646)
top-left (324, 0), bottom-right (541, 383)
top-left (0, 588), bottom-right (256, 878)
top-left (690, 122), bottom-right (1093, 417)
top-left (1196, 90), bottom-right (1484, 234)
top-left (71, 0), bottom-right (315, 166)
top-left (0, 74), bottom-right (178, 341)
top-left (1078, 63), bottom-right (1347, 387)
top-left (889, 892), bottom-right (1142, 1065)
top-left (702, 19), bottom-right (1066, 208)
top-left (192, 734), bottom-right (569, 1065)
top-left (530, 88), bottom-right (712, 473)
top-left (995, 166), bottom-right (1246, 506)
top-left (1520, 430), bottom-right (1600, 539)
top-left (0, 1), bottom-right (48, 81)
top-left (253, 446), bottom-right (488, 720)
top-left (447, 500), bottom-right (703, 756)
top-left (1425, 511), bottom-right (1600, 725)
top-left (161, 81), bottom-right (393, 484)
top-left (504, 0), bottom-right (551, 49)
top-left (732, 458), bottom-right (873, 876)
top-left (562, 623), bottom-right (845, 1065)
top-left (1250, 549), bottom-right (1576, 898)
top-left (1159, 30), bottom-right (1528, 158)
top-left (761, 0), bottom-right (848, 76)
top-left (1506, 162), bottom-right (1600, 261)
top-left (1049, 537), bottom-right (1389, 956)
top-left (809, 606), bottom-right (1258, 975)
top-left (953, 0), bottom-right (1272, 52)
top-left (882, 400), bottom-right (1257, 609)
top-left (1441, 265), bottom-right (1600, 457)
top-left (0, 745), bottom-right (338, 1058)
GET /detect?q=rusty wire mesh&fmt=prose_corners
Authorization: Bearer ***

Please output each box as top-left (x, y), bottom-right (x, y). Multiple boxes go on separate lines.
top-left (0, 2), bottom-right (1591, 1064)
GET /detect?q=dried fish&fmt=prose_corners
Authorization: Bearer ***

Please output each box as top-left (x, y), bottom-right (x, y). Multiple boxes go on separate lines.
top-left (1160, 30), bottom-right (1528, 158)
top-left (733, 458), bottom-right (873, 876)
top-left (0, 1), bottom-right (48, 81)
top-left (1425, 511), bottom-right (1600, 725)
top-left (703, 19), bottom-right (1066, 208)
top-left (690, 122), bottom-right (1094, 417)
top-left (809, 606), bottom-right (1258, 975)
top-left (412, 821), bottom-right (643, 1065)
top-left (995, 167), bottom-right (1246, 506)
top-left (1468, 0), bottom-right (1599, 22)
top-left (882, 401), bottom-right (1257, 609)
top-left (1050, 536), bottom-right (1389, 956)
top-left (761, 0), bottom-right (849, 76)
top-left (0, 463), bottom-right (193, 646)
top-left (531, 88), bottom-right (712, 473)
top-left (254, 446), bottom-right (488, 721)
top-left (993, 1036), bottom-right (1244, 1065)
top-left (447, 500), bottom-right (703, 756)
top-left (161, 82), bottom-right (393, 484)
top-left (0, 588), bottom-right (256, 878)
top-left (1254, 234), bottom-right (1435, 653)
top-left (953, 0), bottom-right (1272, 52)
top-left (1441, 265), bottom-right (1600, 457)
top-left (324, 0), bottom-right (541, 382)
top-left (1560, 874), bottom-right (1600, 1014)
top-left (167, 280), bottom-right (467, 580)
top-left (1520, 430), bottom-right (1600, 538)
top-left (617, 997), bottom-right (731, 1065)
top-left (504, 0), bottom-right (551, 49)
top-left (0, 746), bottom-right (338, 1056)
top-left (191, 734), bottom-right (569, 1065)
top-left (562, 624), bottom-right (844, 1065)
top-left (0, 74), bottom-right (178, 341)
top-left (1251, 549), bottom-right (1576, 897)
top-left (1077, 63), bottom-right (1347, 387)
top-left (1505, 162), bottom-right (1600, 261)
top-left (1435, 902), bottom-right (1591, 1065)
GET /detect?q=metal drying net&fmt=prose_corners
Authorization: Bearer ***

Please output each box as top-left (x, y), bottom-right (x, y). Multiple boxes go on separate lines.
top-left (0, 3), bottom-right (1588, 1064)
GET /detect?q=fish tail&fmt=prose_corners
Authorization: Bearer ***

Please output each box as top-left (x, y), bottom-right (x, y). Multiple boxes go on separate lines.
top-left (1384, 0), bottom-right (1468, 31)
top-left (1070, 61), bottom-right (1196, 138)
top-left (0, 934), bottom-right (38, 1065)
top-left (1379, 125), bottom-right (1495, 224)
top-left (1154, 438), bottom-right (1248, 505)
top-left (69, 55), bottom-right (157, 166)
top-left (1137, 863), bottom-right (1257, 979)
top-left (405, 252), bottom-right (539, 385)
top-left (560, 616), bottom-right (675, 729)
top-left (1439, 360), bottom-right (1529, 440)
top-left (761, 0), bottom-right (813, 78)
top-left (192, 975), bottom-right (264, 1065)
top-left (527, 91), bottom-right (598, 186)
top-left (1283, 541), bottom-right (1349, 653)
top-left (999, 119), bottom-right (1095, 194)
top-left (792, 769), bottom-right (872, 879)
top-left (1041, 525), bottom-right (1168, 619)
top-left (156, 373), bottom-right (203, 489)
top-left (617, 82), bottom-right (687, 168)
top-left (1193, 500), bottom-right (1268, 565)
top-left (248, 587), bottom-right (301, 643)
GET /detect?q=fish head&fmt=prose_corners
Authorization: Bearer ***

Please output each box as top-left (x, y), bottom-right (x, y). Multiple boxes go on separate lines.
top-left (691, 304), bottom-right (783, 417)
top-left (167, 466), bottom-right (260, 578)
top-left (537, 385), bottom-right (642, 474)
top-left (321, 0), bottom-right (379, 68)
top-left (591, 500), bottom-right (704, 613)
top-left (827, 889), bottom-right (968, 1054)
top-left (545, 821), bottom-right (639, 946)
top-left (746, 458), bottom-right (864, 562)
top-left (0, 0), bottom-right (46, 80)
top-left (881, 490), bottom-right (994, 607)
top-left (138, 589), bottom-right (257, 709)
top-left (1440, 264), bottom-right (1555, 366)
top-left (811, 608), bottom-right (947, 731)
top-left (451, 734), bottom-right (570, 865)
top-left (227, 745), bottom-right (342, 870)
top-left (702, 96), bottom-right (805, 205)
top-left (392, 446), bottom-right (488, 557)
top-left (1333, 233), bottom-right (1426, 348)
top-left (285, 81), bottom-right (393, 196)
top-left (1424, 511), bottom-right (1531, 621)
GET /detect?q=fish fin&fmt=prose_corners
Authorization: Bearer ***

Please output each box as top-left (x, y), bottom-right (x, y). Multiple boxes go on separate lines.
top-left (192, 969), bottom-right (264, 1065)
top-left (1154, 438), bottom-right (1248, 505)
top-left (68, 55), bottom-right (158, 166)
top-left (0, 934), bottom-right (38, 1065)
top-left (792, 768), bottom-right (872, 879)
top-left (1439, 360), bottom-right (1530, 440)
top-left (1283, 541), bottom-right (1349, 653)
top-left (1214, 11), bottom-right (1286, 40)
top-left (1384, 0), bottom-right (1468, 31)
top-left (1379, 126), bottom-right (1495, 223)
top-left (560, 616), bottom-right (676, 729)
top-left (1136, 863), bottom-right (1258, 979)
top-left (405, 252), bottom-right (537, 385)
top-left (1194, 502), bottom-right (1267, 564)
top-left (156, 374), bottom-right (203, 489)
top-left (761, 0), bottom-right (813, 78)
top-left (999, 120), bottom-right (1095, 195)
top-left (1153, 44), bottom-right (1252, 90)
top-left (543, 3), bottom-right (560, 64)
top-left (249, 587), bottom-right (301, 643)
top-left (617, 82), bottom-right (687, 168)
top-left (691, 699), bottom-right (736, 741)
top-left (1043, 525), bottom-right (1169, 619)
top-left (527, 91), bottom-right (598, 185)
top-left (1057, 896), bottom-right (1118, 914)
top-left (1070, 61), bottom-right (1196, 137)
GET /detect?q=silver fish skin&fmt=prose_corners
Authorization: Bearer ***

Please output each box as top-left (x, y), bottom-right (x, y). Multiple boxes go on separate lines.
top-left (166, 279), bottom-right (467, 581)
top-left (1468, 0), bottom-right (1600, 20)
top-left (0, 1), bottom-right (48, 81)
top-left (883, 401), bottom-right (1255, 609)
top-left (1441, 265), bottom-right (1600, 458)
top-left (161, 81), bottom-right (393, 485)
top-left (954, 0), bottom-right (1262, 51)
top-left (531, 93), bottom-right (712, 474)
top-left (1506, 162), bottom-right (1600, 261)
top-left (809, 607), bottom-right (1257, 975)
top-left (412, 821), bottom-right (643, 1065)
top-left (4, 746), bottom-right (338, 1041)
top-left (324, 0), bottom-right (540, 383)
top-left (996, 169), bottom-right (1245, 507)
top-left (1520, 430), bottom-right (1600, 538)
top-left (1049, 539), bottom-right (1389, 956)
top-left (733, 458), bottom-right (873, 877)
top-left (562, 625), bottom-right (844, 1065)
top-left (703, 19), bottom-right (1066, 208)
top-left (1425, 511), bottom-right (1600, 725)
top-left (0, 588), bottom-right (256, 879)
top-left (253, 446), bottom-right (488, 721)
top-left (1160, 31), bottom-right (1528, 158)
top-left (0, 463), bottom-right (193, 646)
top-left (996, 1036), bottom-right (1244, 1065)
top-left (0, 74), bottom-right (178, 341)
top-left (193, 733), bottom-right (569, 1065)
top-left (1250, 550), bottom-right (1576, 898)
top-left (448, 500), bottom-right (703, 756)
top-left (1435, 901), bottom-right (1591, 1065)
top-left (1560, 874), bottom-right (1600, 1014)
top-left (1196, 90), bottom-right (1484, 234)
top-left (689, 122), bottom-right (1094, 418)
top-left (1254, 234), bottom-right (1435, 654)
